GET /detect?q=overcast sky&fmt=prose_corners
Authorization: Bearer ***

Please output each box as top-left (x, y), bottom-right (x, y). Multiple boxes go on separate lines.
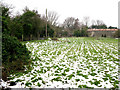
top-left (2, 0), bottom-right (119, 27)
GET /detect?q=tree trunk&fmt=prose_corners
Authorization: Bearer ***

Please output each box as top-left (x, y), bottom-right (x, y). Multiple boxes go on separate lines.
top-left (37, 33), bottom-right (40, 40)
top-left (30, 34), bottom-right (32, 40)
top-left (22, 34), bottom-right (23, 41)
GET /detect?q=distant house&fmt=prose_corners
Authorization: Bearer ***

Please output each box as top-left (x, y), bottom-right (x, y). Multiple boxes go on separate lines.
top-left (87, 29), bottom-right (118, 37)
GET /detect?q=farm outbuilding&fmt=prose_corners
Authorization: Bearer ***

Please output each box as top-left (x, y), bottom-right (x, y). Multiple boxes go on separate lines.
top-left (87, 29), bottom-right (118, 37)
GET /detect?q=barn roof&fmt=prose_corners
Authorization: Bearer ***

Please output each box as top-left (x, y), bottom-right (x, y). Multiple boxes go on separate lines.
top-left (87, 29), bottom-right (118, 31)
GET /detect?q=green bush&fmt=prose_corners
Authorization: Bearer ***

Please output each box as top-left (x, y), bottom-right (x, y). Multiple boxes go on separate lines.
top-left (2, 34), bottom-right (31, 81)
top-left (62, 31), bottom-right (68, 37)
top-left (74, 30), bottom-right (81, 37)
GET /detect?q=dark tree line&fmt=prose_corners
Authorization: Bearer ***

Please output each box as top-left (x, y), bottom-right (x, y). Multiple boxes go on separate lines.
top-left (3, 6), bottom-right (56, 41)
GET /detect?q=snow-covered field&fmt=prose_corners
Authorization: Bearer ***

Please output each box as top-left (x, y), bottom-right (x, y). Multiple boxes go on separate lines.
top-left (4, 37), bottom-right (119, 88)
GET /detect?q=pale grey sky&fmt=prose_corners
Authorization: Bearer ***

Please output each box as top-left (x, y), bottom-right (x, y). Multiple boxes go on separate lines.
top-left (2, 0), bottom-right (119, 27)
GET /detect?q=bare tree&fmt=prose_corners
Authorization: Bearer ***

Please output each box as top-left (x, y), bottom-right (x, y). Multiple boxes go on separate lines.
top-left (1, 2), bottom-right (14, 17)
top-left (83, 16), bottom-right (90, 27)
top-left (63, 17), bottom-right (75, 30)
top-left (41, 10), bottom-right (59, 26)
top-left (47, 11), bottom-right (59, 26)
top-left (74, 18), bottom-right (80, 30)
top-left (90, 19), bottom-right (107, 29)
top-left (96, 20), bottom-right (104, 26)
top-left (91, 20), bottom-right (96, 26)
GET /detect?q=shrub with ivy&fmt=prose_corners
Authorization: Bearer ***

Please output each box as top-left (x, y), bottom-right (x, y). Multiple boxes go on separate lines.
top-left (2, 34), bottom-right (31, 81)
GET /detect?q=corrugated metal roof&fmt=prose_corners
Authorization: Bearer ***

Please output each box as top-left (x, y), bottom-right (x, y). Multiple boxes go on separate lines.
top-left (87, 29), bottom-right (118, 31)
